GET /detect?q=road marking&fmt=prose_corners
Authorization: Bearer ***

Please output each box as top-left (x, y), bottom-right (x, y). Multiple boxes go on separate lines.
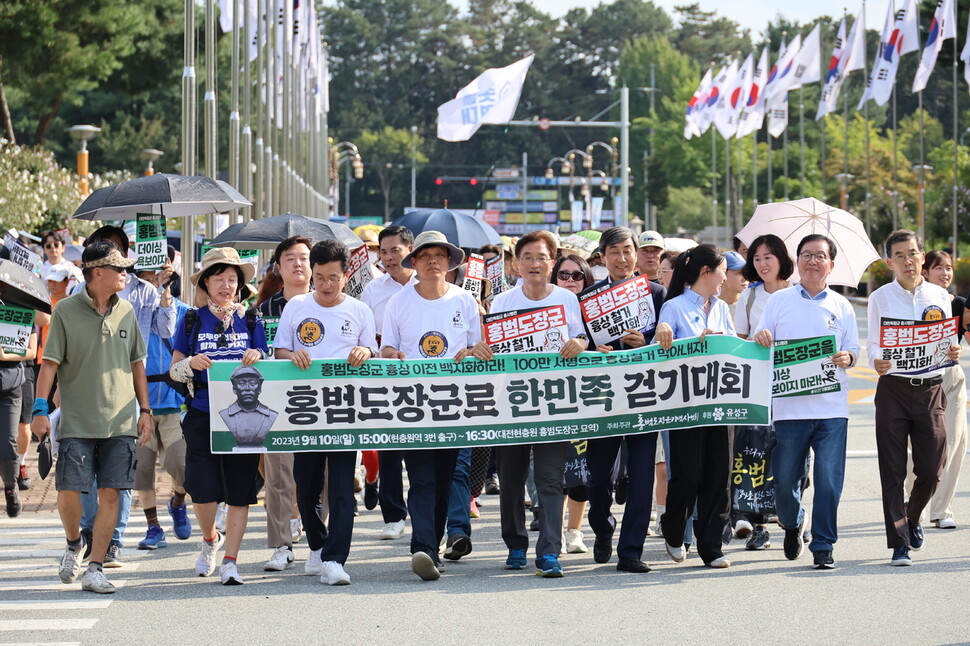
top-left (0, 643), bottom-right (81, 646)
top-left (0, 550), bottom-right (64, 560)
top-left (0, 562), bottom-right (139, 573)
top-left (0, 538), bottom-right (72, 546)
top-left (0, 599), bottom-right (113, 610)
top-left (849, 389), bottom-right (876, 404)
top-left (0, 579), bottom-right (128, 592)
top-left (0, 619), bottom-right (97, 631)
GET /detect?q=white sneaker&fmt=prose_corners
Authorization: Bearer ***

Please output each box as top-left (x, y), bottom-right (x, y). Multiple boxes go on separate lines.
top-left (321, 560), bottom-right (351, 586)
top-left (708, 556), bottom-right (731, 569)
top-left (380, 520), bottom-right (406, 540)
top-left (564, 528), bottom-right (588, 554)
top-left (304, 548), bottom-right (323, 576)
top-left (219, 561), bottom-right (244, 585)
top-left (411, 551), bottom-right (440, 581)
top-left (734, 519), bottom-right (754, 538)
top-left (195, 532), bottom-right (225, 577)
top-left (80, 568), bottom-right (116, 594)
top-left (58, 544), bottom-right (84, 584)
top-left (290, 518), bottom-right (303, 543)
top-left (665, 541), bottom-right (687, 563)
top-left (214, 503), bottom-right (228, 533)
top-left (263, 546), bottom-right (295, 572)
top-left (935, 516), bottom-right (957, 529)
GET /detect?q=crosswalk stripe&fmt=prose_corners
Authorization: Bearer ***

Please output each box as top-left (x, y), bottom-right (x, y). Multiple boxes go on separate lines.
top-left (0, 550), bottom-right (64, 560)
top-left (0, 642), bottom-right (81, 646)
top-left (0, 619), bottom-right (97, 631)
top-left (0, 599), bottom-right (113, 610)
top-left (0, 562), bottom-right (139, 573)
top-left (0, 579), bottom-right (128, 592)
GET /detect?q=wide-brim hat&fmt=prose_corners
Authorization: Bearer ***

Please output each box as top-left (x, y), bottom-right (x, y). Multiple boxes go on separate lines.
top-left (189, 247), bottom-right (256, 307)
top-left (81, 247), bottom-right (136, 270)
top-left (401, 230), bottom-right (465, 271)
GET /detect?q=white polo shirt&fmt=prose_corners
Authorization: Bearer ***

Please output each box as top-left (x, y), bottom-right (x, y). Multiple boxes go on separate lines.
top-left (866, 279), bottom-right (952, 378)
top-left (360, 271), bottom-right (417, 336)
top-left (755, 283), bottom-right (860, 421)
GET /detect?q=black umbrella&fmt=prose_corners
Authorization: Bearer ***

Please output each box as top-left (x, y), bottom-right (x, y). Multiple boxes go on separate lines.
top-left (391, 208), bottom-right (502, 249)
top-left (0, 259), bottom-right (52, 314)
top-left (72, 173), bottom-right (251, 221)
top-left (207, 213), bottom-right (363, 250)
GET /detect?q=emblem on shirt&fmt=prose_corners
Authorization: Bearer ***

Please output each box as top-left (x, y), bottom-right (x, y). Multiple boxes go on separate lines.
top-left (922, 305), bottom-right (945, 321)
top-left (419, 331), bottom-right (448, 357)
top-left (452, 310), bottom-right (464, 327)
top-left (120, 329), bottom-right (127, 338)
top-left (298, 318), bottom-right (324, 346)
top-left (826, 314), bottom-right (839, 331)
top-left (340, 319), bottom-right (354, 337)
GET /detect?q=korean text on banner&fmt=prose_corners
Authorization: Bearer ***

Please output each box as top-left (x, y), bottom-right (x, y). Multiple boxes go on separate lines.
top-left (485, 255), bottom-right (506, 298)
top-left (3, 233), bottom-right (42, 276)
top-left (578, 275), bottom-right (655, 347)
top-left (879, 317), bottom-right (959, 375)
top-left (206, 335), bottom-right (771, 453)
top-left (462, 253), bottom-right (485, 299)
top-left (135, 214), bottom-right (167, 272)
top-left (771, 336), bottom-right (841, 397)
top-left (484, 305), bottom-right (569, 355)
top-left (0, 305), bottom-right (34, 356)
top-left (344, 244), bottom-right (374, 299)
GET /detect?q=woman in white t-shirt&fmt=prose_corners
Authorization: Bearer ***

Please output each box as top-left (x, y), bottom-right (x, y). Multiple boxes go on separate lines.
top-left (274, 240), bottom-right (378, 587)
top-left (731, 234), bottom-right (794, 550)
top-left (734, 234), bottom-right (794, 338)
top-left (490, 231), bottom-right (587, 578)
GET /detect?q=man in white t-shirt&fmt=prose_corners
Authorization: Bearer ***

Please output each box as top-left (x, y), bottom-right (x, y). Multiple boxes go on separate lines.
top-left (753, 234), bottom-right (859, 570)
top-left (380, 230), bottom-right (492, 582)
top-left (360, 226), bottom-right (417, 540)
top-left (274, 239), bottom-right (378, 586)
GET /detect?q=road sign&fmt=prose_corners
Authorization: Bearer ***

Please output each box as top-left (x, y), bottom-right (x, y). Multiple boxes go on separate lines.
top-left (538, 118), bottom-right (551, 130)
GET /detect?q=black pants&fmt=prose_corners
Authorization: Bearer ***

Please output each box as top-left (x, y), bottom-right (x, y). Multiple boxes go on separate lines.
top-left (293, 451), bottom-right (357, 564)
top-left (661, 426), bottom-right (730, 564)
top-left (404, 448), bottom-right (459, 558)
top-left (377, 450), bottom-right (407, 523)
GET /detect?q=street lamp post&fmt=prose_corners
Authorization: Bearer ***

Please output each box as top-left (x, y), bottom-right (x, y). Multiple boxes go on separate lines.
top-left (835, 172), bottom-right (855, 212)
top-left (67, 125), bottom-right (101, 196)
top-left (330, 140), bottom-right (363, 218)
top-left (140, 149), bottom-right (165, 176)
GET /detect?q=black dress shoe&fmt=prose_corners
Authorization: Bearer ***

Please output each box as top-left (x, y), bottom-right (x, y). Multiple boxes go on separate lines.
top-left (593, 535), bottom-right (613, 563)
top-left (614, 475), bottom-right (629, 505)
top-left (363, 481), bottom-right (378, 510)
top-left (616, 558), bottom-right (651, 573)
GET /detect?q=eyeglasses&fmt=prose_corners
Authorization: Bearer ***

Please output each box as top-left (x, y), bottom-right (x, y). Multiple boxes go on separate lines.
top-left (558, 270), bottom-right (585, 282)
top-left (798, 253), bottom-right (830, 263)
top-left (891, 251), bottom-right (922, 262)
top-left (519, 256), bottom-right (553, 265)
top-left (214, 321), bottom-right (228, 348)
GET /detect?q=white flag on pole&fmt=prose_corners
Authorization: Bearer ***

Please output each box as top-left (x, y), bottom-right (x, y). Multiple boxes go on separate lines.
top-left (844, 5), bottom-right (867, 73)
top-left (765, 34), bottom-right (802, 101)
top-left (913, 0), bottom-right (957, 93)
top-left (859, 0), bottom-right (920, 108)
top-left (737, 48), bottom-right (769, 138)
top-left (767, 91), bottom-right (789, 139)
top-left (816, 9), bottom-right (865, 120)
top-left (791, 23), bottom-right (823, 88)
top-left (715, 55), bottom-right (750, 139)
top-left (961, 8), bottom-right (970, 91)
top-left (684, 69), bottom-right (713, 139)
top-left (437, 55), bottom-right (535, 142)
top-left (219, 0), bottom-right (260, 62)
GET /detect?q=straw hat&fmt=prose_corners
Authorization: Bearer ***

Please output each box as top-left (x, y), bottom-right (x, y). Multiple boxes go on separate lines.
top-left (401, 231), bottom-right (465, 270)
top-left (189, 247), bottom-right (257, 307)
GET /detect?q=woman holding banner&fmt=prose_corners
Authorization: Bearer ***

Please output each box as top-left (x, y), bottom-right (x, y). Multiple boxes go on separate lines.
top-left (654, 244), bottom-right (735, 569)
top-left (487, 231), bottom-right (587, 577)
top-left (169, 248), bottom-right (268, 586)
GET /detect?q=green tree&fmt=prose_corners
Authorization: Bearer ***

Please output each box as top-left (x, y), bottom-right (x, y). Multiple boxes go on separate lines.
top-left (356, 126), bottom-right (429, 220)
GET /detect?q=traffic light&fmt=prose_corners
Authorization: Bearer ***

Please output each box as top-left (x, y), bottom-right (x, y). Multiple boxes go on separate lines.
top-left (435, 178), bottom-right (444, 186)
top-left (469, 178), bottom-right (478, 186)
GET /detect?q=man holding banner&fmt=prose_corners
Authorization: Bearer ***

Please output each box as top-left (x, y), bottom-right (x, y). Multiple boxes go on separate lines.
top-left (380, 231), bottom-right (492, 581)
top-left (580, 227), bottom-right (669, 572)
top-left (752, 234), bottom-right (859, 570)
top-left (866, 230), bottom-right (960, 567)
top-left (486, 230), bottom-right (587, 577)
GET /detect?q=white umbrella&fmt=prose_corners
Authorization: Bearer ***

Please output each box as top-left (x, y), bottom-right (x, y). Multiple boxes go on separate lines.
top-left (735, 197), bottom-right (880, 287)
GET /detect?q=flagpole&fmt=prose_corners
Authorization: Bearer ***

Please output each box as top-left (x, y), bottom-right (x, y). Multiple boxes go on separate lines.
top-left (953, 23), bottom-right (959, 262)
top-left (737, 131), bottom-right (743, 223)
top-left (241, 0), bottom-right (253, 220)
top-left (767, 127), bottom-right (773, 202)
top-left (753, 130), bottom-right (758, 205)
top-left (819, 24), bottom-right (827, 203)
top-left (712, 128), bottom-right (719, 245)
top-left (783, 122), bottom-right (789, 200)
top-left (918, 90), bottom-right (926, 241)
top-left (228, 0), bottom-right (241, 224)
top-left (799, 86), bottom-right (806, 196)
top-left (726, 135), bottom-right (732, 233)
top-left (254, 0), bottom-right (265, 221)
top-left (891, 85), bottom-right (899, 230)
top-left (204, 0), bottom-right (218, 238)
top-left (842, 71), bottom-right (849, 208)
top-left (180, 0), bottom-right (198, 300)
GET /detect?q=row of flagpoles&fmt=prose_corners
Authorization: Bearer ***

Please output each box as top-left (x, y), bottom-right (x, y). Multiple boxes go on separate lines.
top-left (683, 0), bottom-right (965, 256)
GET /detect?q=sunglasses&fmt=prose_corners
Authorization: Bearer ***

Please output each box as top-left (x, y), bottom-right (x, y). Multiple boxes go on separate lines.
top-left (44, 243), bottom-right (61, 249)
top-left (214, 321), bottom-right (229, 348)
top-left (103, 265), bottom-right (129, 274)
top-left (557, 270), bottom-right (585, 282)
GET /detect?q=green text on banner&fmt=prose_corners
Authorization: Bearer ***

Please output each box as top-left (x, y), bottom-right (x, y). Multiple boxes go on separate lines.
top-left (771, 335), bottom-right (841, 397)
top-left (135, 214), bottom-right (167, 271)
top-left (0, 305), bottom-right (34, 356)
top-left (206, 335), bottom-right (771, 453)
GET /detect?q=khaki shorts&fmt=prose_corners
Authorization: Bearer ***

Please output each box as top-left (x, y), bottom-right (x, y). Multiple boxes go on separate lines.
top-left (134, 413), bottom-right (186, 491)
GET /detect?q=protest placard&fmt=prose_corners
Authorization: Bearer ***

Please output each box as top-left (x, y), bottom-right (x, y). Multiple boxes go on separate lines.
top-left (135, 214), bottom-right (168, 271)
top-left (3, 232), bottom-right (42, 275)
top-left (462, 253), bottom-right (485, 299)
top-left (771, 335), bottom-right (840, 397)
top-left (0, 304), bottom-right (34, 356)
top-left (206, 335), bottom-right (770, 453)
top-left (731, 425), bottom-right (776, 515)
top-left (485, 254), bottom-right (506, 298)
top-left (344, 244), bottom-right (374, 299)
top-left (878, 317), bottom-right (958, 375)
top-left (578, 275), bottom-right (655, 347)
top-left (483, 305), bottom-right (569, 354)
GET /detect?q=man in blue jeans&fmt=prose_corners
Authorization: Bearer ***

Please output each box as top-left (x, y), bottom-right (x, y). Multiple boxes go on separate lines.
top-left (752, 234), bottom-right (859, 570)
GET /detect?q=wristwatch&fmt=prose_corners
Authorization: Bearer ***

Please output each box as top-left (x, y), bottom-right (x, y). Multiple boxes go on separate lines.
top-left (140, 408), bottom-right (153, 416)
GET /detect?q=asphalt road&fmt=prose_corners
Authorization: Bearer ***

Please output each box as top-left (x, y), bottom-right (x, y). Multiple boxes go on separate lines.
top-left (1, 303), bottom-right (969, 645)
